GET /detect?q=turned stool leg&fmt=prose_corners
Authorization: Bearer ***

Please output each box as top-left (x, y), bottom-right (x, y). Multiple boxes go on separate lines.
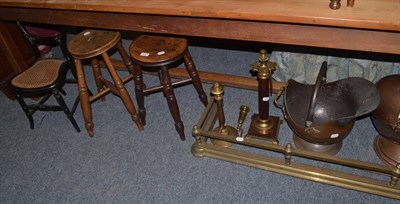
top-left (116, 41), bottom-right (135, 75)
top-left (183, 51), bottom-right (208, 106)
top-left (75, 59), bottom-right (94, 136)
top-left (91, 58), bottom-right (106, 101)
top-left (101, 52), bottom-right (144, 131)
top-left (159, 66), bottom-right (185, 141)
top-left (116, 42), bottom-right (146, 125)
top-left (133, 64), bottom-right (146, 125)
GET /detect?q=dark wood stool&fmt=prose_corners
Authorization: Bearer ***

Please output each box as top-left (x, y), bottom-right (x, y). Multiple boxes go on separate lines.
top-left (129, 35), bottom-right (208, 141)
top-left (68, 29), bottom-right (144, 137)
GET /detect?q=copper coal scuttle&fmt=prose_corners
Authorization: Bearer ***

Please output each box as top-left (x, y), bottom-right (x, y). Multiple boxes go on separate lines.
top-left (277, 62), bottom-right (380, 155)
top-left (371, 74), bottom-right (400, 167)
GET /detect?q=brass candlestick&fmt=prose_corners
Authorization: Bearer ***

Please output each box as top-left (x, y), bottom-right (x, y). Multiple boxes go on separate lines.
top-left (236, 105), bottom-right (250, 142)
top-left (247, 49), bottom-right (281, 144)
top-left (210, 83), bottom-right (238, 147)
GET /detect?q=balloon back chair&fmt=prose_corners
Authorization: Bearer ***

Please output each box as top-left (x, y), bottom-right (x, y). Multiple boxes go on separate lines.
top-left (9, 22), bottom-right (80, 132)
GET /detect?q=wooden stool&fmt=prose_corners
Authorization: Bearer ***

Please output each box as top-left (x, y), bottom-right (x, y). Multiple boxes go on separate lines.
top-left (68, 29), bottom-right (144, 137)
top-left (129, 35), bottom-right (208, 141)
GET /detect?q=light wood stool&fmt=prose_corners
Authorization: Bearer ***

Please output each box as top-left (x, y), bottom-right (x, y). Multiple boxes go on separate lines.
top-left (68, 29), bottom-right (144, 137)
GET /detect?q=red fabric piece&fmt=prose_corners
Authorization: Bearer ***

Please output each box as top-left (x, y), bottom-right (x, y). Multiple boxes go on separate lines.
top-left (25, 26), bottom-right (59, 37)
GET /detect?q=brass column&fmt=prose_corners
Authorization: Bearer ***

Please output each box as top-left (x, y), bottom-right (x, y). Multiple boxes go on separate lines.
top-left (247, 49), bottom-right (281, 144)
top-left (210, 83), bottom-right (238, 147)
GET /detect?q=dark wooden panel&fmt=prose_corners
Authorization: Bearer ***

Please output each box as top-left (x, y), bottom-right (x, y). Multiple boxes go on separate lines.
top-left (0, 7), bottom-right (399, 54)
top-left (0, 21), bottom-right (35, 99)
top-left (0, 0), bottom-right (399, 31)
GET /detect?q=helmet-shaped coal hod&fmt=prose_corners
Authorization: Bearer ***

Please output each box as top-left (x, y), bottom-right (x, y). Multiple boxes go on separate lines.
top-left (282, 62), bottom-right (380, 155)
top-left (371, 74), bottom-right (400, 166)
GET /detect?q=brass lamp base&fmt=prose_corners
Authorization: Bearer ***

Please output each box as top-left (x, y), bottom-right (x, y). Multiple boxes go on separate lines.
top-left (210, 125), bottom-right (238, 148)
top-left (247, 114), bottom-right (281, 144)
top-left (293, 134), bottom-right (342, 155)
top-left (374, 135), bottom-right (400, 167)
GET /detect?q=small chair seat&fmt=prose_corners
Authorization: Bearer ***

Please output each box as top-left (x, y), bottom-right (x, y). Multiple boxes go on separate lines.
top-left (129, 35), bottom-right (208, 141)
top-left (11, 59), bottom-right (64, 90)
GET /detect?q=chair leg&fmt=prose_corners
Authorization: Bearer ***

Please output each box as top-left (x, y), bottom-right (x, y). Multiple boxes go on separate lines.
top-left (69, 60), bottom-right (79, 83)
top-left (117, 42), bottom-right (146, 125)
top-left (15, 95), bottom-right (34, 129)
top-left (59, 88), bottom-right (67, 95)
top-left (53, 90), bottom-right (81, 132)
top-left (101, 52), bottom-right (144, 132)
top-left (183, 51), bottom-right (208, 106)
top-left (75, 59), bottom-right (94, 136)
top-left (71, 95), bottom-right (80, 115)
top-left (159, 66), bottom-right (185, 141)
top-left (91, 58), bottom-right (106, 101)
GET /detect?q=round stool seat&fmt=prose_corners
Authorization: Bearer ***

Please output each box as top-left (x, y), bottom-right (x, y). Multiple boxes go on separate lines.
top-left (129, 35), bottom-right (188, 67)
top-left (68, 30), bottom-right (120, 59)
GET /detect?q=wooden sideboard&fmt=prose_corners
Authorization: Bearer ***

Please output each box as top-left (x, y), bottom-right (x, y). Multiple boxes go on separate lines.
top-left (0, 21), bottom-right (35, 99)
